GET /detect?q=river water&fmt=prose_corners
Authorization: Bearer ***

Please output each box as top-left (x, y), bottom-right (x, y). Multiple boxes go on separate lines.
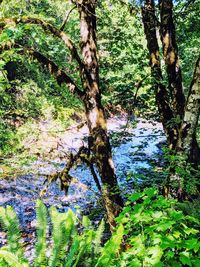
top-left (0, 116), bottom-right (165, 252)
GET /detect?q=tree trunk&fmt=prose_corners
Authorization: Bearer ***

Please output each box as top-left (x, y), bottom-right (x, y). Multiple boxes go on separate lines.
top-left (78, 0), bottom-right (123, 227)
top-left (159, 0), bottom-right (185, 120)
top-left (142, 0), bottom-right (178, 148)
top-left (159, 0), bottom-right (200, 164)
top-left (178, 55), bottom-right (200, 164)
top-left (141, 1), bottom-right (199, 197)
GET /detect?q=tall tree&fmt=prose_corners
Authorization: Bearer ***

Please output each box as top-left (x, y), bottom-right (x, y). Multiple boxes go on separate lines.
top-left (0, 0), bottom-right (123, 227)
top-left (141, 0), bottom-right (176, 148)
top-left (159, 0), bottom-right (185, 119)
top-left (178, 55), bottom-right (200, 164)
top-left (77, 0), bottom-right (123, 226)
top-left (141, 0), bottom-right (200, 166)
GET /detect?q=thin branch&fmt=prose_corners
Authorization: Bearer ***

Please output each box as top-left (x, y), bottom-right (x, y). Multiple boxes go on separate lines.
top-left (112, 0), bottom-right (140, 13)
top-left (180, 0), bottom-right (197, 13)
top-left (187, 54), bottom-right (200, 103)
top-left (0, 42), bottom-right (85, 100)
top-left (60, 5), bottom-right (77, 31)
top-left (174, 0), bottom-right (199, 21)
top-left (132, 74), bottom-right (150, 108)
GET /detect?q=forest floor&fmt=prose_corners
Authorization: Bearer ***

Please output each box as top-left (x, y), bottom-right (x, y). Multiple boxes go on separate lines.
top-left (0, 115), bottom-right (166, 259)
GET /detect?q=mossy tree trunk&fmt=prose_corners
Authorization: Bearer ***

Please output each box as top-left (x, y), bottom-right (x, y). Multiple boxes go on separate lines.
top-left (141, 0), bottom-right (177, 149)
top-left (178, 55), bottom-right (200, 164)
top-left (77, 0), bottom-right (123, 227)
top-left (142, 0), bottom-right (200, 166)
top-left (159, 0), bottom-right (185, 119)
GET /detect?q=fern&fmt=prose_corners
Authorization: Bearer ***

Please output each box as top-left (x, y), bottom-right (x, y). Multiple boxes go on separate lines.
top-left (0, 249), bottom-right (29, 267)
top-left (95, 224), bottom-right (124, 267)
top-left (0, 201), bottom-right (123, 267)
top-left (64, 237), bottom-right (81, 267)
top-left (49, 207), bottom-right (76, 267)
top-left (94, 219), bottom-right (105, 255)
top-left (34, 199), bottom-right (48, 267)
top-left (75, 230), bottom-right (94, 267)
top-left (0, 206), bottom-right (27, 264)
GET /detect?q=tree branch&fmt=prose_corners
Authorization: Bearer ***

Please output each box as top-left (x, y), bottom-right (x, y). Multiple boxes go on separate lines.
top-left (0, 17), bottom-right (85, 73)
top-left (179, 54), bottom-right (200, 163)
top-left (60, 5), bottom-right (77, 31)
top-left (45, 146), bottom-right (101, 194)
top-left (0, 42), bottom-right (85, 100)
top-left (180, 0), bottom-right (197, 13)
top-left (112, 0), bottom-right (140, 14)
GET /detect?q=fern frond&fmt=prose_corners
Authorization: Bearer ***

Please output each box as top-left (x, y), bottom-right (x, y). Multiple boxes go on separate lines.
top-left (94, 219), bottom-right (105, 255)
top-left (65, 237), bottom-right (80, 267)
top-left (0, 206), bottom-right (26, 262)
top-left (0, 249), bottom-right (29, 267)
top-left (95, 224), bottom-right (124, 267)
top-left (49, 207), bottom-right (76, 267)
top-left (34, 199), bottom-right (48, 267)
top-left (72, 238), bottom-right (88, 267)
top-left (82, 216), bottom-right (92, 229)
top-left (72, 217), bottom-right (95, 267)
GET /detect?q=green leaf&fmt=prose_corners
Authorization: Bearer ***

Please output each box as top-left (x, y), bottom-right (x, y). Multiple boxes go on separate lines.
top-left (166, 251), bottom-right (175, 259)
top-left (0, 249), bottom-right (28, 267)
top-left (156, 221), bottom-right (175, 231)
top-left (180, 251), bottom-right (192, 266)
top-left (129, 192), bottom-right (143, 202)
top-left (146, 246), bottom-right (163, 265)
top-left (144, 188), bottom-right (157, 198)
top-left (34, 200), bottom-right (48, 267)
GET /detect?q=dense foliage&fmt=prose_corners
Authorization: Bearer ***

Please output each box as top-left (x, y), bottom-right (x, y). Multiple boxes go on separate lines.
top-left (0, 0), bottom-right (199, 158)
top-left (0, 190), bottom-right (199, 267)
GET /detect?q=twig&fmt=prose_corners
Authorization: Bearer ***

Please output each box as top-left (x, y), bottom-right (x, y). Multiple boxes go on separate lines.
top-left (60, 5), bottom-right (77, 31)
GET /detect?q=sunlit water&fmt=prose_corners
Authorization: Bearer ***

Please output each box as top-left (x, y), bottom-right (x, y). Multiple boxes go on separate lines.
top-left (0, 116), bottom-right (165, 250)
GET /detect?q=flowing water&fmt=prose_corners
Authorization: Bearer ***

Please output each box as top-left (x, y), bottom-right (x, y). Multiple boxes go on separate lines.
top-left (0, 116), bottom-right (166, 254)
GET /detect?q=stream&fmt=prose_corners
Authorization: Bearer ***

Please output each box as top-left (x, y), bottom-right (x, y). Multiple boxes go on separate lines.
top-left (0, 116), bottom-right (166, 256)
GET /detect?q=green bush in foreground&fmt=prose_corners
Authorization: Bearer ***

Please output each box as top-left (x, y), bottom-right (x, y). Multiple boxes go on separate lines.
top-left (117, 188), bottom-right (200, 266)
top-left (0, 189), bottom-right (199, 267)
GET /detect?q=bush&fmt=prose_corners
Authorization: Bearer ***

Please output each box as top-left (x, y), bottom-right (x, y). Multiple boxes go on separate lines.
top-left (0, 189), bottom-right (199, 266)
top-left (116, 188), bottom-right (200, 267)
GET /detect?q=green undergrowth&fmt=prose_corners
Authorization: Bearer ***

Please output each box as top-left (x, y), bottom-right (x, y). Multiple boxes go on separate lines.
top-left (0, 188), bottom-right (199, 267)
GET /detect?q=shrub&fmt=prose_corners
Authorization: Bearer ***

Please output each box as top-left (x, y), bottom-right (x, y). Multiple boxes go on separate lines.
top-left (116, 188), bottom-right (200, 267)
top-left (0, 189), bottom-right (199, 266)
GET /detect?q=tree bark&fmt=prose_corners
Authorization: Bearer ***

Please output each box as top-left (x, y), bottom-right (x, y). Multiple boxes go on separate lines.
top-left (159, 0), bottom-right (200, 164)
top-left (77, 0), bottom-right (123, 227)
top-left (178, 55), bottom-right (200, 164)
top-left (0, 42), bottom-right (85, 100)
top-left (159, 0), bottom-right (185, 119)
top-left (142, 0), bottom-right (200, 162)
top-left (142, 0), bottom-right (178, 148)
